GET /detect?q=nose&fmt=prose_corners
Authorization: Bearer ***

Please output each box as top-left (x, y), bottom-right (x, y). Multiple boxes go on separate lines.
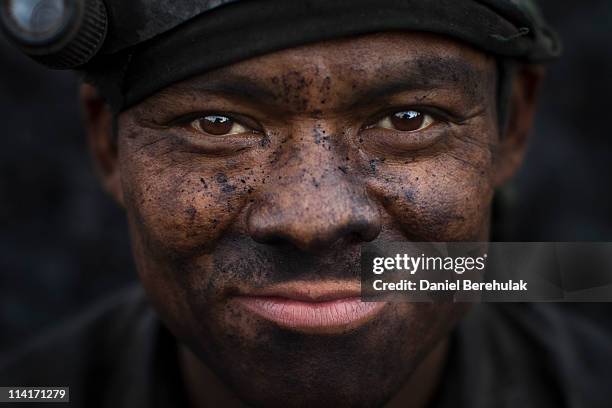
top-left (248, 186), bottom-right (381, 251)
top-left (247, 128), bottom-right (381, 252)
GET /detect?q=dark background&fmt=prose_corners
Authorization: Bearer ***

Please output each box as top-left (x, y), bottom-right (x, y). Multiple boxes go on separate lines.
top-left (1, 1), bottom-right (611, 353)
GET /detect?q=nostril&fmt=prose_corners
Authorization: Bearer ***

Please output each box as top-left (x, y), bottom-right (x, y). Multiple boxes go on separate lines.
top-left (352, 216), bottom-right (382, 243)
top-left (250, 229), bottom-right (290, 247)
top-left (247, 204), bottom-right (382, 251)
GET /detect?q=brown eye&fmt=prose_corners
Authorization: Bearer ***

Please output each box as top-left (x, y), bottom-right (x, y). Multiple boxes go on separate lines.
top-left (376, 110), bottom-right (434, 132)
top-left (191, 115), bottom-right (249, 136)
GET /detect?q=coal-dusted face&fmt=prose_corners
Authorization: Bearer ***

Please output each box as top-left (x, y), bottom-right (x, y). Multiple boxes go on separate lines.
top-left (116, 32), bottom-right (501, 406)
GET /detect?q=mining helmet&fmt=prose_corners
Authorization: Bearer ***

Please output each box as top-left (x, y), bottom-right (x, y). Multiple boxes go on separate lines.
top-left (1, 0), bottom-right (561, 111)
top-left (0, 0), bottom-right (107, 68)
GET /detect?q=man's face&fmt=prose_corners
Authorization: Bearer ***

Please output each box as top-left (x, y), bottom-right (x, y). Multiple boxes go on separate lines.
top-left (116, 32), bottom-right (500, 405)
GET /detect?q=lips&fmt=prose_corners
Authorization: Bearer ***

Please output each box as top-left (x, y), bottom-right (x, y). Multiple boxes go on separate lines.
top-left (233, 281), bottom-right (386, 334)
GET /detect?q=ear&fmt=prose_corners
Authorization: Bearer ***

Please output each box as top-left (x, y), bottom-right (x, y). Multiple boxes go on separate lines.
top-left (493, 64), bottom-right (545, 187)
top-left (80, 83), bottom-right (124, 206)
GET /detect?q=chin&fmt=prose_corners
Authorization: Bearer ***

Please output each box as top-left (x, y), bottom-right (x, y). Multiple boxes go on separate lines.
top-left (180, 301), bottom-right (465, 407)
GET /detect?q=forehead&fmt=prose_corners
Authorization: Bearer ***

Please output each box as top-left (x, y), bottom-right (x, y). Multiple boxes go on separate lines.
top-left (140, 32), bottom-right (496, 111)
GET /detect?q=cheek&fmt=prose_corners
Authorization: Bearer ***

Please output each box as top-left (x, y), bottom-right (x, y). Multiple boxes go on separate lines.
top-left (368, 154), bottom-right (495, 241)
top-left (118, 140), bottom-right (256, 256)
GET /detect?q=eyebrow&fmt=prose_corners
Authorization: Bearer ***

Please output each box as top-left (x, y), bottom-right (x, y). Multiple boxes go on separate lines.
top-left (173, 74), bottom-right (278, 103)
top-left (169, 56), bottom-right (487, 107)
top-left (351, 57), bottom-right (486, 105)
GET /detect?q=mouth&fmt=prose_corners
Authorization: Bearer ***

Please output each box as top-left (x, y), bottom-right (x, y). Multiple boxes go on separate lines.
top-left (232, 281), bottom-right (386, 334)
